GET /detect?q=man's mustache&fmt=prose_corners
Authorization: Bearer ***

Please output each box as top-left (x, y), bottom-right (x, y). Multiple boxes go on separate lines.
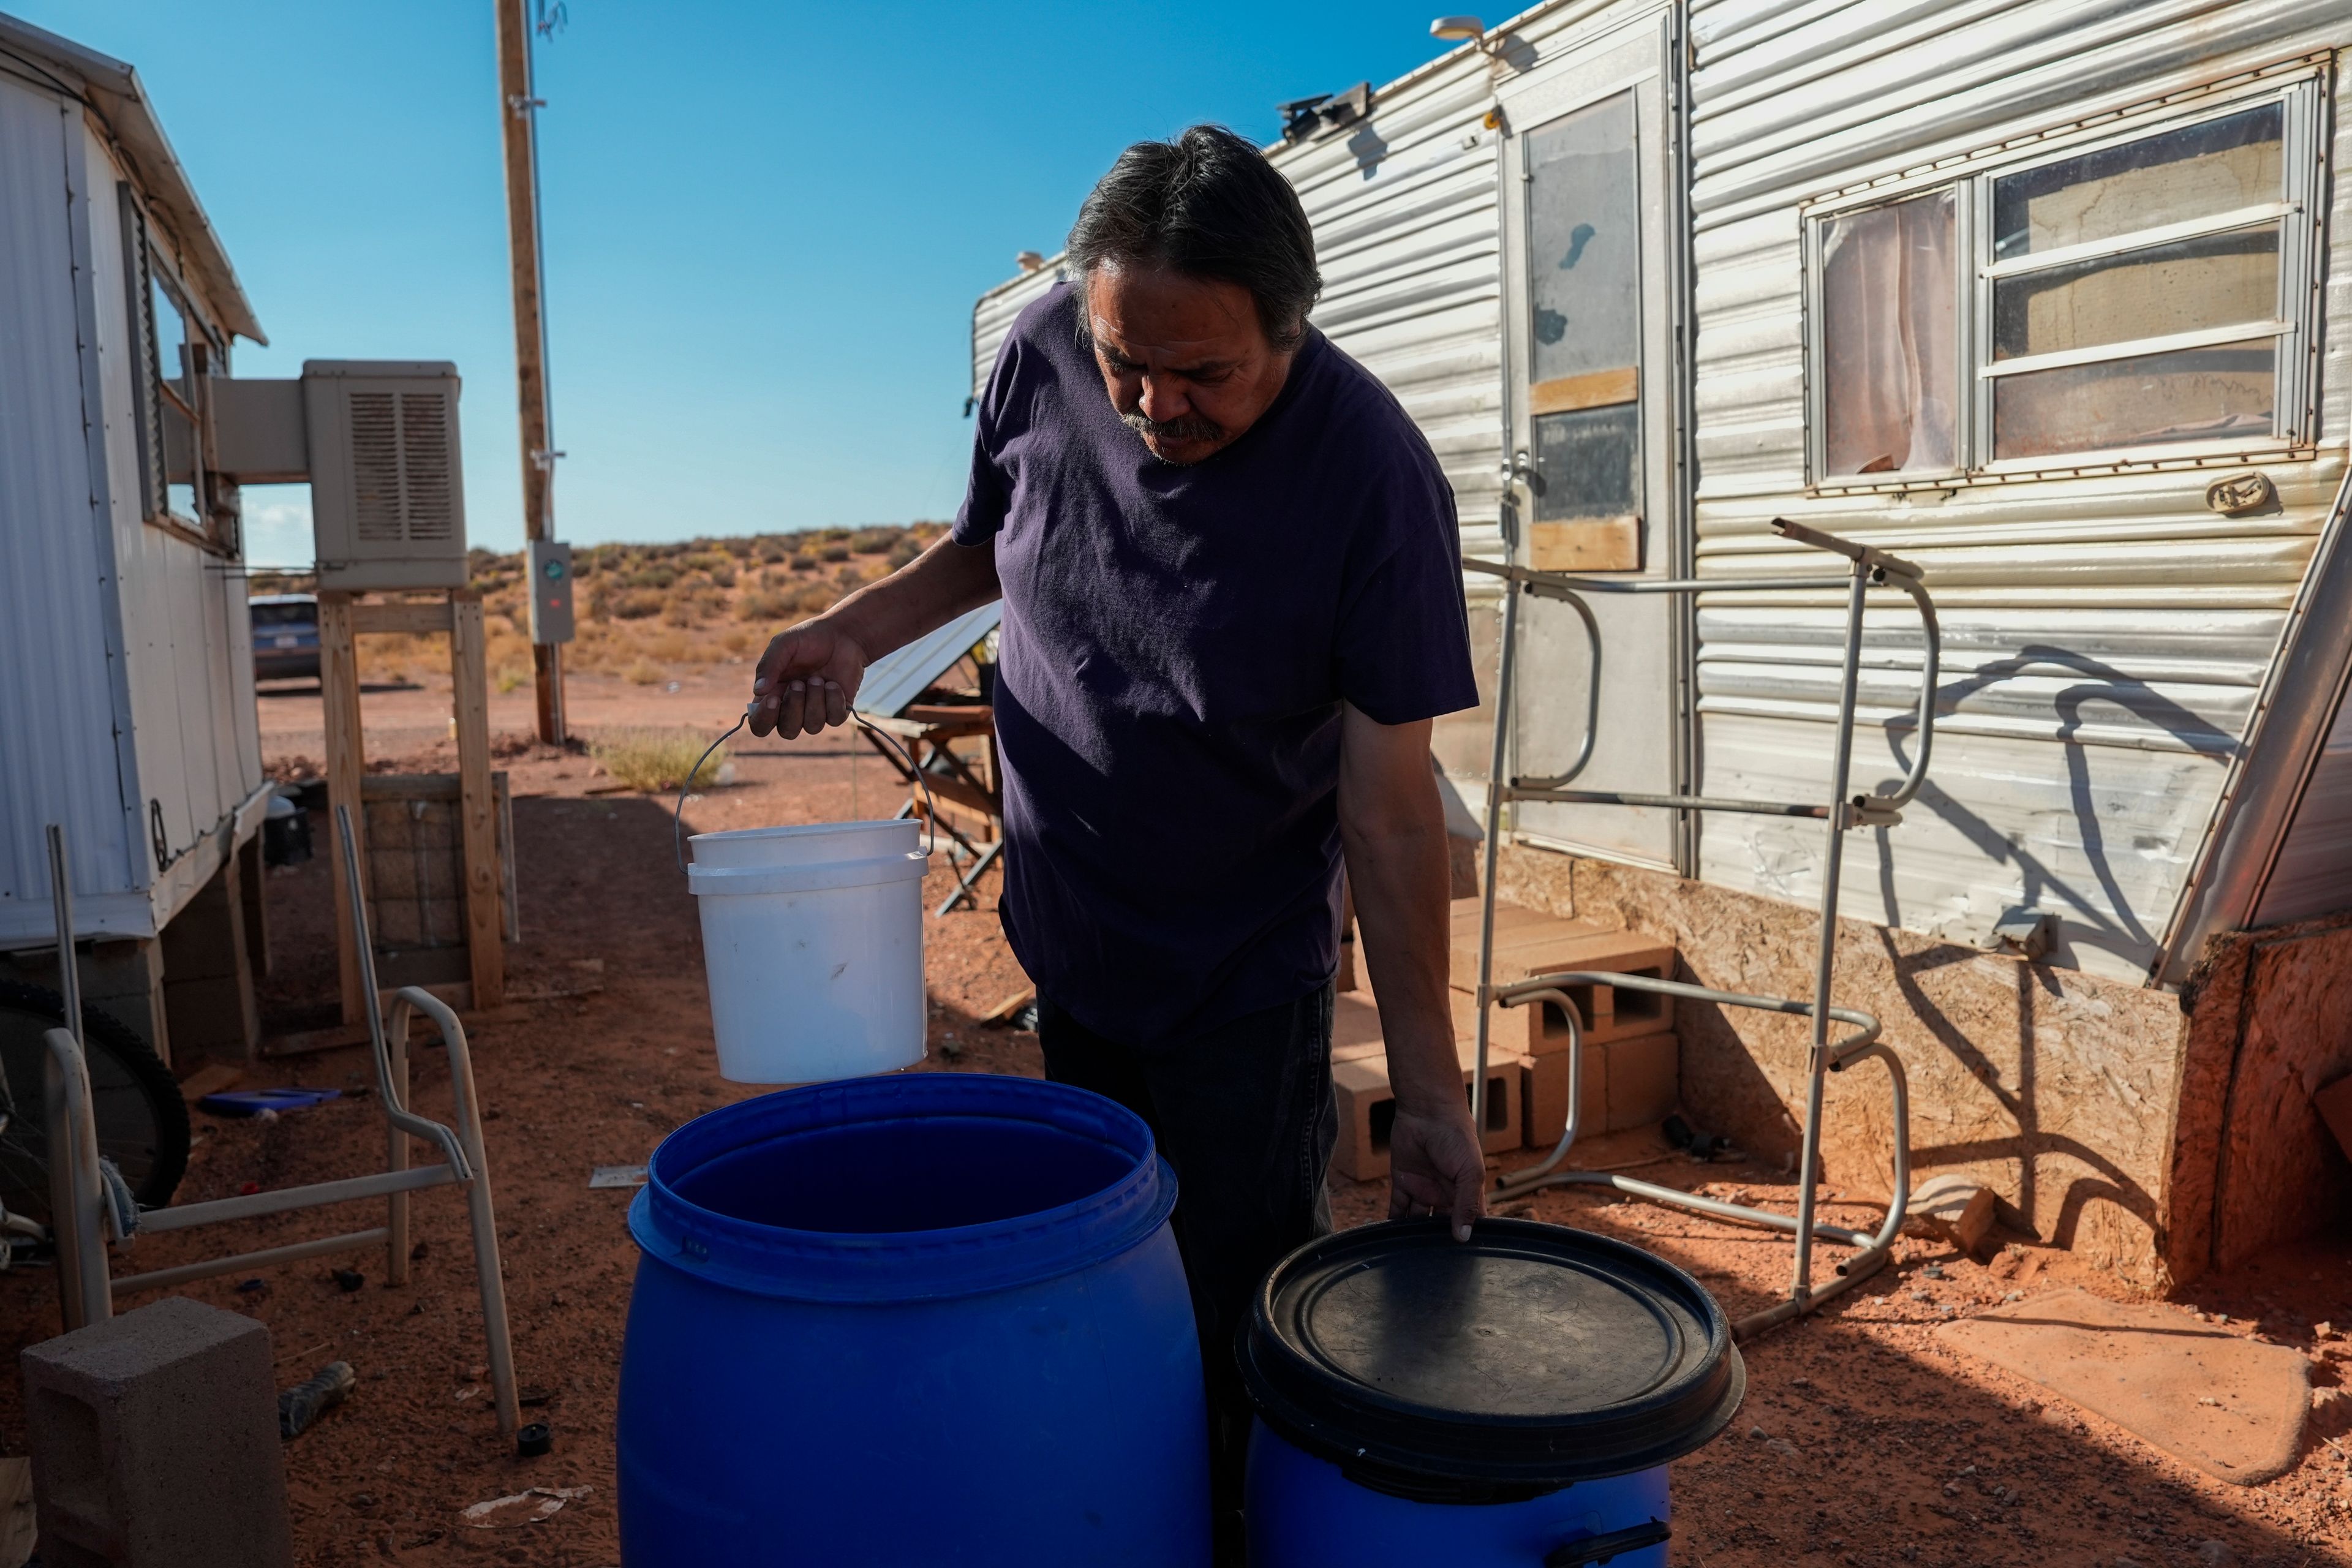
top-left (1120, 407), bottom-right (1223, 454)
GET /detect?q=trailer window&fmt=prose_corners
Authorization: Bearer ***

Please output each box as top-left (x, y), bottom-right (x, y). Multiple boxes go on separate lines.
top-left (118, 184), bottom-right (224, 546)
top-left (1807, 81), bottom-right (2319, 482)
top-left (149, 273), bottom-right (204, 520)
top-left (1820, 190), bottom-right (1958, 477)
top-left (1986, 103), bottom-right (2286, 461)
top-left (1521, 91), bottom-right (1642, 525)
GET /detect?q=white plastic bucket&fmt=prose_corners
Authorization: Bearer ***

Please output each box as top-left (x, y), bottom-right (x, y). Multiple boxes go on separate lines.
top-left (687, 820), bottom-right (929, 1084)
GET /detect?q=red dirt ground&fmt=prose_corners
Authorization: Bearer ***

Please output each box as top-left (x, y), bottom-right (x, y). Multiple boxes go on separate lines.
top-left (0, 670), bottom-right (2343, 1566)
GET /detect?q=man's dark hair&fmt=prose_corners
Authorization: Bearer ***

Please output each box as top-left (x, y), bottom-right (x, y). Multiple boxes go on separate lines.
top-left (1065, 124), bottom-right (1322, 352)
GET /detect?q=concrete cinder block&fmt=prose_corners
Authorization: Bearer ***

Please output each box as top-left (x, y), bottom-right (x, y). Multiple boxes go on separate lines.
top-left (1446, 897), bottom-right (1556, 942)
top-left (4, 941), bottom-right (172, 1066)
top-left (156, 862), bottom-right (242, 979)
top-left (160, 852), bottom-right (260, 1061)
top-left (1331, 992), bottom-right (1385, 1064)
top-left (1449, 925), bottom-right (1677, 1046)
top-left (1602, 1031), bottom-right (1680, 1133)
top-left (1330, 1046), bottom-right (1525, 1183)
top-left (21, 1296), bottom-right (292, 1568)
top-left (1521, 1048), bottom-right (1608, 1150)
top-left (1332, 1057), bottom-right (1393, 1182)
top-left (1448, 921), bottom-right (1621, 992)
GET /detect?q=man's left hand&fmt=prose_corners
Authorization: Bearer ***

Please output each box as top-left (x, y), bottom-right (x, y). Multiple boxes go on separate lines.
top-left (1385, 1098), bottom-right (1487, 1241)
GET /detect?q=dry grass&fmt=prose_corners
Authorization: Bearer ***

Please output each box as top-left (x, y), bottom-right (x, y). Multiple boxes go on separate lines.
top-left (256, 524), bottom-right (947, 690)
top-left (592, 729), bottom-right (729, 793)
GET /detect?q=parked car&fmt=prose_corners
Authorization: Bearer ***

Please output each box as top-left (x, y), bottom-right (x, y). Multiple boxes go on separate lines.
top-left (249, 593), bottom-right (321, 682)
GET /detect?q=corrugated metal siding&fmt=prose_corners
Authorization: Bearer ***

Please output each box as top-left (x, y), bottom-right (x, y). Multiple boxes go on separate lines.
top-left (970, 262), bottom-right (1065, 405)
top-left (0, 72), bottom-right (136, 938)
top-left (2253, 684), bottom-right (2352, 925)
top-left (79, 119), bottom-right (263, 894)
top-left (1687, 0), bottom-right (2352, 980)
top-left (1270, 53), bottom-right (1507, 565)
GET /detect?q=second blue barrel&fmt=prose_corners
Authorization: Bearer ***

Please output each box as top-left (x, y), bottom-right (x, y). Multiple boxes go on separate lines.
top-left (617, 1072), bottom-right (1210, 1566)
top-left (1239, 1218), bottom-right (1744, 1567)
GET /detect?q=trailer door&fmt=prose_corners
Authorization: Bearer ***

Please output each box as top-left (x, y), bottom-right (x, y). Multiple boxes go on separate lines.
top-left (1496, 9), bottom-right (1686, 871)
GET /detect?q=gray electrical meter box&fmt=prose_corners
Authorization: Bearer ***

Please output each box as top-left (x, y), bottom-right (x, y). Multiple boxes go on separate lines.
top-left (527, 539), bottom-right (575, 644)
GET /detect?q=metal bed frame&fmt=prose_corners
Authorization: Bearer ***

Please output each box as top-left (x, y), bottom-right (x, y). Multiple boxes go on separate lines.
top-left (1464, 517), bottom-right (1941, 1338)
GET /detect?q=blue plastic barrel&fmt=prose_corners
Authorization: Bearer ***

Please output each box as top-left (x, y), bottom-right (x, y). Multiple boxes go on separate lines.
top-left (618, 1073), bottom-right (1210, 1566)
top-left (1239, 1218), bottom-right (1743, 1568)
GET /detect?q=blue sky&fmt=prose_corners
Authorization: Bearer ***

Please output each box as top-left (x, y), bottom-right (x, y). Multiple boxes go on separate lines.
top-left (15, 1), bottom-right (1467, 565)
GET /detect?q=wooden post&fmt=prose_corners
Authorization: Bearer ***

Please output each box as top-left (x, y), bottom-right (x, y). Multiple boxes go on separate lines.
top-left (451, 594), bottom-right (505, 1009)
top-left (318, 592), bottom-right (368, 1025)
top-left (494, 0), bottom-right (564, 745)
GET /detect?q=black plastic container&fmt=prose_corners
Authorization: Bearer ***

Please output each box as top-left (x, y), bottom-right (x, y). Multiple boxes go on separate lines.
top-left (1238, 1218), bottom-right (1745, 1566)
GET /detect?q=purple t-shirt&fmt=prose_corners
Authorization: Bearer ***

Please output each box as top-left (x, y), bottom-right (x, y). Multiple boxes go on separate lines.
top-left (953, 284), bottom-right (1477, 1047)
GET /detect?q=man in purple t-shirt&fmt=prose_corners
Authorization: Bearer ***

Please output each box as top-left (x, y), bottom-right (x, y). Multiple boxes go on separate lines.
top-left (750, 124), bottom-right (1483, 1542)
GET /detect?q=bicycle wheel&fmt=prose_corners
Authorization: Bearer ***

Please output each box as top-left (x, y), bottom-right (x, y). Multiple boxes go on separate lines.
top-left (0, 981), bottom-right (190, 1226)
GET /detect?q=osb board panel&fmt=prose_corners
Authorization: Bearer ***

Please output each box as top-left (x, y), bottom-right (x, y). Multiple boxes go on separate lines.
top-left (1494, 842), bottom-right (2188, 1291)
top-left (2190, 918), bottom-right (2352, 1274)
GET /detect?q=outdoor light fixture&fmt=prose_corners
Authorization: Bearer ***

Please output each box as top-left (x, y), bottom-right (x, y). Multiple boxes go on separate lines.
top-left (1431, 15), bottom-right (1512, 58)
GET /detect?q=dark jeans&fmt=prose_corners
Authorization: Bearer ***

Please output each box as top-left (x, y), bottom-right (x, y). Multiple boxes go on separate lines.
top-left (1037, 982), bottom-right (1338, 1557)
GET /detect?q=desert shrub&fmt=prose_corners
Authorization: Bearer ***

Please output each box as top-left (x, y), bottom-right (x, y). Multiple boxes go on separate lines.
top-left (887, 535), bottom-right (923, 568)
top-left (664, 588), bottom-right (725, 627)
top-left (649, 631), bottom-right (691, 661)
top-left (682, 552), bottom-right (729, 573)
top-left (707, 563), bottom-right (737, 588)
top-left (789, 554), bottom-right (818, 570)
top-left (592, 729), bottom-right (727, 793)
top-left (611, 589), bottom-right (664, 620)
top-left (496, 665), bottom-right (529, 693)
top-left (623, 658), bottom-right (663, 685)
top-left (820, 543), bottom-right (850, 563)
top-left (849, 526), bottom-right (900, 555)
top-left (756, 540), bottom-right (788, 563)
top-left (737, 590), bottom-right (792, 622)
top-left (834, 562), bottom-right (864, 586)
top-left (627, 567), bottom-right (677, 590)
top-left (720, 627), bottom-right (756, 654)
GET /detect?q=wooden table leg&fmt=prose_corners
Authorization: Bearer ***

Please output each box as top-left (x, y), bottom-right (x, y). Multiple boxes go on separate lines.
top-left (450, 594), bottom-right (504, 1009)
top-left (319, 593), bottom-right (368, 1026)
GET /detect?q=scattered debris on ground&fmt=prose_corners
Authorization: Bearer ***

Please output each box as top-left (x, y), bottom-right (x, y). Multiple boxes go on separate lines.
top-left (0, 686), bottom-right (2338, 1564)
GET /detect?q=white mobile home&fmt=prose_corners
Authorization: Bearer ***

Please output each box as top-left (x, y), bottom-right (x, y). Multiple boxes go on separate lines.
top-left (0, 13), bottom-right (271, 1060)
top-left (971, 0), bottom-right (2352, 1287)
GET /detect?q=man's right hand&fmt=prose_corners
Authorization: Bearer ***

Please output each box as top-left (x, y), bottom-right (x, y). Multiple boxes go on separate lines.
top-left (749, 618), bottom-right (869, 738)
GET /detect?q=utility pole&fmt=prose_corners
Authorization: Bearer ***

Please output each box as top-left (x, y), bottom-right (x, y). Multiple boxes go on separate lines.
top-left (494, 0), bottom-right (565, 744)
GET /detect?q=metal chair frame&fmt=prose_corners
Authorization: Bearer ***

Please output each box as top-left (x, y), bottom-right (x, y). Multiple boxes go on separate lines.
top-left (39, 812), bottom-right (521, 1434)
top-left (1466, 517), bottom-right (1941, 1338)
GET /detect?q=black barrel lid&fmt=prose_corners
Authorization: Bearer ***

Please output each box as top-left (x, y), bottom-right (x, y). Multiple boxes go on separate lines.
top-left (1238, 1218), bottom-right (1744, 1502)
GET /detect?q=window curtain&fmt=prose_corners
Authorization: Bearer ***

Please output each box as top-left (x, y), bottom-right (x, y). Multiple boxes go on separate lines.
top-left (1823, 192), bottom-right (1957, 475)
